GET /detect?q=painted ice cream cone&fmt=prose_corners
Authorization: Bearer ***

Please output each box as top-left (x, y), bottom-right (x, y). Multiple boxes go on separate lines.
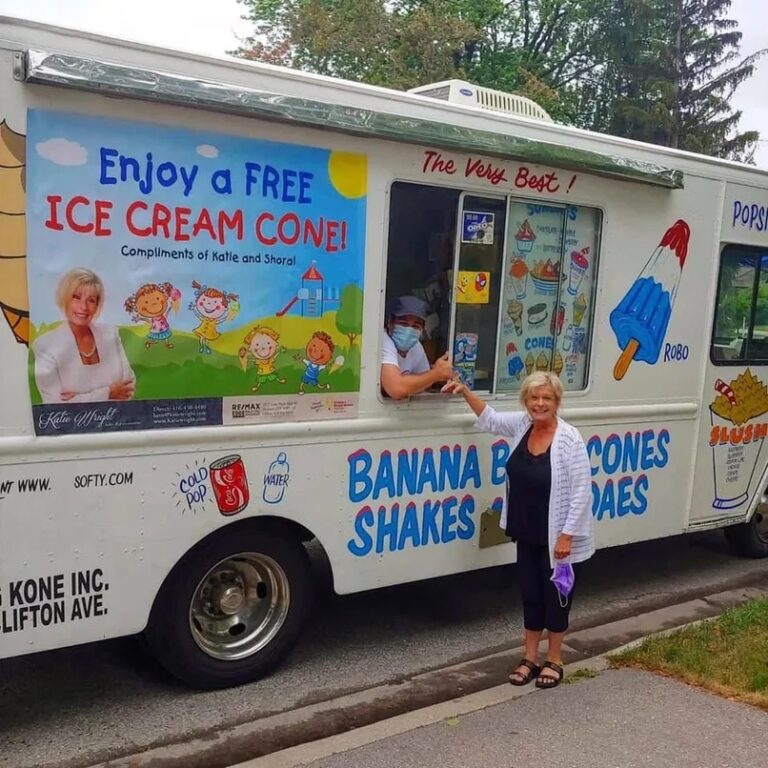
top-left (507, 300), bottom-right (524, 336)
top-left (553, 350), bottom-right (563, 376)
top-left (238, 347), bottom-right (249, 372)
top-left (535, 352), bottom-right (549, 371)
top-left (525, 352), bottom-right (535, 376)
top-left (0, 120), bottom-right (28, 345)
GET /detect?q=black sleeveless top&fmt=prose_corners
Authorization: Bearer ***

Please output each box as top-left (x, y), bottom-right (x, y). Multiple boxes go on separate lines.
top-left (505, 426), bottom-right (551, 545)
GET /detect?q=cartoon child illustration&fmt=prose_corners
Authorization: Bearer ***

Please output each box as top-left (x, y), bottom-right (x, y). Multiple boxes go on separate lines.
top-left (239, 325), bottom-right (287, 392)
top-left (295, 331), bottom-right (335, 395)
top-left (124, 282), bottom-right (182, 349)
top-left (189, 280), bottom-right (239, 354)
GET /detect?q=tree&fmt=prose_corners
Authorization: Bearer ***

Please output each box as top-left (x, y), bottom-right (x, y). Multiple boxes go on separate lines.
top-left (603, 0), bottom-right (764, 161)
top-left (234, 0), bottom-right (764, 161)
top-left (233, 0), bottom-right (611, 120)
top-left (672, 0), bottom-right (763, 161)
top-left (336, 284), bottom-right (363, 346)
top-left (462, 0), bottom-right (609, 121)
top-left (234, 0), bottom-right (481, 90)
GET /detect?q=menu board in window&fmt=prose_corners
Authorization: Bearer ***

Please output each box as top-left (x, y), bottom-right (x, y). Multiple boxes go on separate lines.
top-left (495, 202), bottom-right (601, 392)
top-left (496, 203), bottom-right (566, 392)
top-left (557, 207), bottom-right (600, 390)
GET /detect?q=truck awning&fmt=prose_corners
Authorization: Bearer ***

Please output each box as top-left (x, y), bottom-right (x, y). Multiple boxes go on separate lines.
top-left (18, 49), bottom-right (684, 190)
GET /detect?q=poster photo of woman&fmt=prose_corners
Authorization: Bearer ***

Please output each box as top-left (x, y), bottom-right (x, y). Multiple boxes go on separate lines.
top-left (33, 268), bottom-right (135, 404)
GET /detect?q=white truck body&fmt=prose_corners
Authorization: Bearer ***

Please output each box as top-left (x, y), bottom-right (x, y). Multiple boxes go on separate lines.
top-left (0, 17), bottom-right (766, 683)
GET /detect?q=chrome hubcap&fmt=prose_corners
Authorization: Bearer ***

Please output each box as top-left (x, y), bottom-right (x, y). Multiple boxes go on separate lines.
top-left (189, 553), bottom-right (290, 661)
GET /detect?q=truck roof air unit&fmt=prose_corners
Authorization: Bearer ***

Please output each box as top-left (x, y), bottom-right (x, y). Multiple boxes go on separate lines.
top-left (408, 79), bottom-right (553, 122)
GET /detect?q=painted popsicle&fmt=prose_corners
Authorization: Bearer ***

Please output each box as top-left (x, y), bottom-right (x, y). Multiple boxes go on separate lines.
top-left (506, 342), bottom-right (525, 380)
top-left (611, 219), bottom-right (690, 381)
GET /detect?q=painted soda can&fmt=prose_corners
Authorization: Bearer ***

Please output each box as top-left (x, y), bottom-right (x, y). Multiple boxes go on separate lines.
top-left (551, 302), bottom-right (565, 336)
top-left (209, 454), bottom-right (249, 515)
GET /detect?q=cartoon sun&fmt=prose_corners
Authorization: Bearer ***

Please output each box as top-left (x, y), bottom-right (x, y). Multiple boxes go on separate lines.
top-left (327, 151), bottom-right (367, 199)
top-left (0, 119), bottom-right (28, 345)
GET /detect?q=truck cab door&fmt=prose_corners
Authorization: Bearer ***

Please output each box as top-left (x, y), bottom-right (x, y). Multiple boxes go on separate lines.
top-left (689, 244), bottom-right (768, 529)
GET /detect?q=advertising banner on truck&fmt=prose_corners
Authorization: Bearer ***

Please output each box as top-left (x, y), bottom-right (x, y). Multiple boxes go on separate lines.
top-left (25, 109), bottom-right (366, 435)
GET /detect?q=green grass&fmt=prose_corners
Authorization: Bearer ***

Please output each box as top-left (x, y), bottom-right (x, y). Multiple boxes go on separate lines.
top-left (563, 667), bottom-right (601, 685)
top-left (28, 324), bottom-right (361, 403)
top-left (611, 598), bottom-right (768, 710)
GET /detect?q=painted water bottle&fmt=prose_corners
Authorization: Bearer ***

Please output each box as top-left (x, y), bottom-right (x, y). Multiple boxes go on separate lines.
top-left (263, 452), bottom-right (290, 504)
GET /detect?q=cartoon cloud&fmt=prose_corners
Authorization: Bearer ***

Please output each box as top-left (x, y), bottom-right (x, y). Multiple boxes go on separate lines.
top-left (0, 119), bottom-right (28, 345)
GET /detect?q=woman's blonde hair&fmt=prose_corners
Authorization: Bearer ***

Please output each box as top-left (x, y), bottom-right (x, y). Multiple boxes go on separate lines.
top-left (519, 371), bottom-right (564, 408)
top-left (56, 268), bottom-right (104, 317)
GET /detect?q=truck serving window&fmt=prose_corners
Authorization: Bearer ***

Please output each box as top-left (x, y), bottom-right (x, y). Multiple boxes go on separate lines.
top-left (711, 245), bottom-right (768, 365)
top-left (384, 181), bottom-right (601, 394)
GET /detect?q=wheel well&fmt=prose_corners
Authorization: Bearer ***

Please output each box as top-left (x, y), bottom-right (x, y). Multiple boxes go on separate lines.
top-left (143, 515), bottom-right (329, 631)
top-left (191, 515), bottom-right (318, 553)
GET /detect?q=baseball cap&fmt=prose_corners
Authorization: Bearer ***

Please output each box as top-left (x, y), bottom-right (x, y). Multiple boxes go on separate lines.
top-left (391, 295), bottom-right (429, 322)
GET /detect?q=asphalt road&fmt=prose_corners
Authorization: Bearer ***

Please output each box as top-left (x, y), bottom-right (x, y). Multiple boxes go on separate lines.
top-left (0, 530), bottom-right (766, 768)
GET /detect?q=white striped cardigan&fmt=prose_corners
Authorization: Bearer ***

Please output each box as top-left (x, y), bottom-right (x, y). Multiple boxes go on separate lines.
top-left (475, 406), bottom-right (595, 567)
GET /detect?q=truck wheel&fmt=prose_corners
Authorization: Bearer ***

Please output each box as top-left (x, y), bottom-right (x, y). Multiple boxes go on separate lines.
top-left (144, 525), bottom-right (312, 689)
top-left (724, 507), bottom-right (768, 559)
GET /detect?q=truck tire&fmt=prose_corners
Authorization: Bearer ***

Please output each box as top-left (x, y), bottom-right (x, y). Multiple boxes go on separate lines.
top-left (143, 525), bottom-right (313, 689)
top-left (724, 508), bottom-right (768, 559)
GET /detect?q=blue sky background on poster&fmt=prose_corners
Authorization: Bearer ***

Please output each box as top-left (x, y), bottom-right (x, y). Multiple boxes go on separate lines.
top-left (27, 110), bottom-right (366, 329)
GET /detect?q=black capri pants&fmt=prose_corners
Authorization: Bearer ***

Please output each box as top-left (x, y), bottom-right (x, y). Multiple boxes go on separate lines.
top-left (517, 541), bottom-right (574, 633)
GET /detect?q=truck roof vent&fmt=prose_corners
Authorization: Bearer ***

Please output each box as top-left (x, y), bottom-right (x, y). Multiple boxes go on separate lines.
top-left (408, 79), bottom-right (553, 122)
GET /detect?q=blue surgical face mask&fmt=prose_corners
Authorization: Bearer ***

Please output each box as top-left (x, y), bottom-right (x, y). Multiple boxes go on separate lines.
top-left (551, 563), bottom-right (575, 607)
top-left (391, 324), bottom-right (421, 352)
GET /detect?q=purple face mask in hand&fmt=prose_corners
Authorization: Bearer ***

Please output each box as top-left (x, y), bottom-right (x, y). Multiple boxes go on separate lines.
top-left (551, 563), bottom-right (575, 607)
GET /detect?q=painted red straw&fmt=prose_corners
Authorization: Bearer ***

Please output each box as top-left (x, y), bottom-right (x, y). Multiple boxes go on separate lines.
top-left (715, 379), bottom-right (737, 406)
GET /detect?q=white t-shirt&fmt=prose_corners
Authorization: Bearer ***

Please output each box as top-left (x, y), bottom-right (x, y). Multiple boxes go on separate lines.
top-left (381, 333), bottom-right (430, 375)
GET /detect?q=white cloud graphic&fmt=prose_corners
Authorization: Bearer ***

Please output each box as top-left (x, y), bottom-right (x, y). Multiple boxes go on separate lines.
top-left (35, 138), bottom-right (88, 166)
top-left (197, 144), bottom-right (219, 159)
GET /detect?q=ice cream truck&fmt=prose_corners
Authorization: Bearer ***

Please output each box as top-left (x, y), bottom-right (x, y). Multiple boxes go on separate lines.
top-left (1, 16), bottom-right (767, 689)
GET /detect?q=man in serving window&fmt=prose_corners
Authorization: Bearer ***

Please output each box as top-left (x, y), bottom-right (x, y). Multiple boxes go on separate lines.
top-left (381, 295), bottom-right (454, 400)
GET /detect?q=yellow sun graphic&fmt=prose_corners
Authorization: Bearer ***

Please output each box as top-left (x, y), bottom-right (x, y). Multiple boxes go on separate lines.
top-left (327, 152), bottom-right (367, 199)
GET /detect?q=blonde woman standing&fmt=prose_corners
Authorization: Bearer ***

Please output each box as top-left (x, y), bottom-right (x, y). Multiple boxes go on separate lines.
top-left (443, 371), bottom-right (594, 688)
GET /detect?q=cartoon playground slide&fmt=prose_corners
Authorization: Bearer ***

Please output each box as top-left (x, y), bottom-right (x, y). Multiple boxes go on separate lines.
top-left (276, 262), bottom-right (340, 317)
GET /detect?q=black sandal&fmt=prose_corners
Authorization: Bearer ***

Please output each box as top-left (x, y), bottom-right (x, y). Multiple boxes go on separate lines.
top-left (509, 658), bottom-right (540, 686)
top-left (535, 660), bottom-right (564, 689)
